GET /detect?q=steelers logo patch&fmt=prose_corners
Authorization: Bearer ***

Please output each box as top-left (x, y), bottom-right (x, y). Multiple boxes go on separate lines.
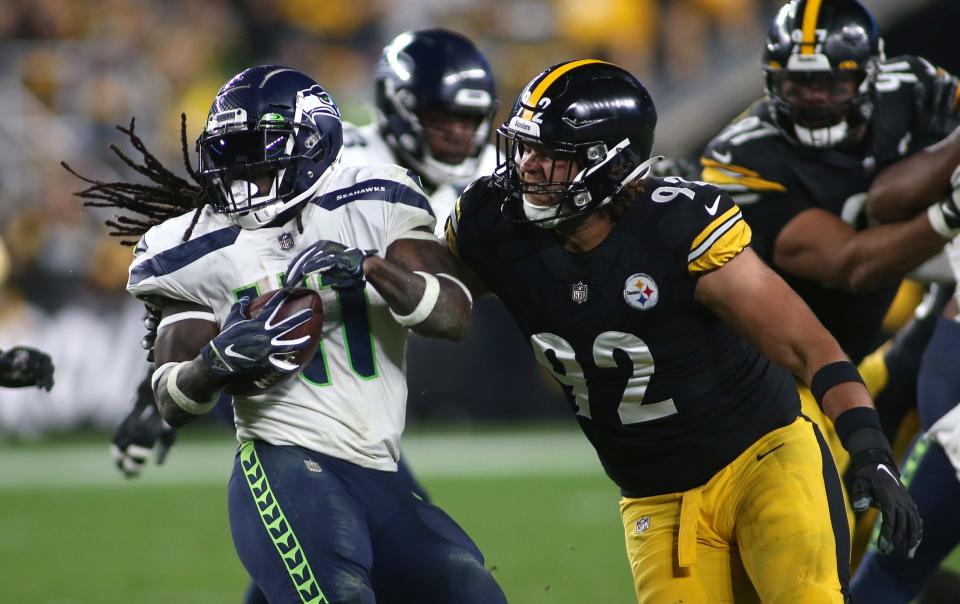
top-left (623, 273), bottom-right (659, 311)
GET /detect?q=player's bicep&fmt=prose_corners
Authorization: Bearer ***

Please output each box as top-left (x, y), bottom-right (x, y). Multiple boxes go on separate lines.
top-left (154, 300), bottom-right (219, 365)
top-left (694, 248), bottom-right (838, 377)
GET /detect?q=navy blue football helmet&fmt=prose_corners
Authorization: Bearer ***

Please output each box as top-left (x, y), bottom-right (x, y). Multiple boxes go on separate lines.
top-left (197, 66), bottom-right (343, 229)
top-left (374, 29), bottom-right (497, 187)
top-left (764, 0), bottom-right (882, 148)
top-left (494, 60), bottom-right (659, 227)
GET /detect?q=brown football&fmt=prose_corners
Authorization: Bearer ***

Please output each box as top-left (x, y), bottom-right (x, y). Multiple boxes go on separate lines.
top-left (222, 288), bottom-right (324, 396)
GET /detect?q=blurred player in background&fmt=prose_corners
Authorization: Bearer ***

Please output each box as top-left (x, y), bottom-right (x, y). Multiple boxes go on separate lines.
top-left (699, 1), bottom-right (960, 568)
top-left (701, 0), bottom-right (960, 436)
top-left (70, 65), bottom-right (506, 604)
top-left (342, 28), bottom-right (498, 233)
top-left (447, 58), bottom-right (921, 602)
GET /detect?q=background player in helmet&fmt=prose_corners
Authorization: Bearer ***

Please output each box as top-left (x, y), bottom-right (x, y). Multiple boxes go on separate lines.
top-left (343, 28), bottom-right (499, 232)
top-left (702, 0), bottom-right (959, 363)
top-left (447, 58), bottom-right (921, 602)
top-left (73, 65), bottom-right (506, 604)
top-left (699, 0), bottom-right (960, 527)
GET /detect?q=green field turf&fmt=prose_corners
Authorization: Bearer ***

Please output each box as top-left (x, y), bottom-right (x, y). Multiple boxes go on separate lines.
top-left (0, 428), bottom-right (634, 603)
top-left (1, 428), bottom-right (957, 603)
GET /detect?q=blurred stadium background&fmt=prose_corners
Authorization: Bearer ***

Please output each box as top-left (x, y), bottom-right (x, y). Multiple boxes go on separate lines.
top-left (1, 0), bottom-right (959, 602)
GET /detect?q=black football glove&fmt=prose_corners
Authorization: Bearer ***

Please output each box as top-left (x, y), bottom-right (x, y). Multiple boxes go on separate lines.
top-left (283, 240), bottom-right (377, 290)
top-left (110, 370), bottom-right (176, 478)
top-left (845, 422), bottom-right (923, 557)
top-left (0, 346), bottom-right (54, 391)
top-left (200, 290), bottom-right (313, 378)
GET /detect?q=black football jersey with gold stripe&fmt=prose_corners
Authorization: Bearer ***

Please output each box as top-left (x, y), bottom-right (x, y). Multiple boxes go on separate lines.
top-left (701, 55), bottom-right (960, 362)
top-left (447, 175), bottom-right (800, 497)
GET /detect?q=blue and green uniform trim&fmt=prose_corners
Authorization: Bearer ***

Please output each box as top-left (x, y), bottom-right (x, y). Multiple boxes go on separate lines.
top-left (240, 441), bottom-right (329, 604)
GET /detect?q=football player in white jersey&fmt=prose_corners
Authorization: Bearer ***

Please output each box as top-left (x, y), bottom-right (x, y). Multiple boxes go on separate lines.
top-left (107, 29), bottom-right (501, 480)
top-left (77, 65), bottom-right (507, 604)
top-left (341, 29), bottom-right (498, 236)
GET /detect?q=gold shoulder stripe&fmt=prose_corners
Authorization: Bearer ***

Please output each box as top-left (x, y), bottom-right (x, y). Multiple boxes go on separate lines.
top-left (800, 0), bottom-right (824, 55)
top-left (691, 205), bottom-right (739, 253)
top-left (700, 166), bottom-right (787, 193)
top-left (953, 83), bottom-right (960, 111)
top-left (444, 218), bottom-right (461, 259)
top-left (688, 219), bottom-right (751, 274)
top-left (520, 59), bottom-right (613, 121)
top-left (700, 157), bottom-right (763, 177)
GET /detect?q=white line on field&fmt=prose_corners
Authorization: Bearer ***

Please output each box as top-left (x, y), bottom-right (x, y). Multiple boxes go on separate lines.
top-left (0, 430), bottom-right (605, 489)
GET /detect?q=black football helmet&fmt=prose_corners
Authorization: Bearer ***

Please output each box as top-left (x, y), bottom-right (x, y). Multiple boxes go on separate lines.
top-left (494, 60), bottom-right (659, 227)
top-left (197, 66), bottom-right (343, 229)
top-left (374, 29), bottom-right (498, 187)
top-left (764, 0), bottom-right (882, 148)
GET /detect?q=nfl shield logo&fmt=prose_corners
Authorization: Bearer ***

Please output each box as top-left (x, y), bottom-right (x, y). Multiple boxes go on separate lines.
top-left (634, 516), bottom-right (650, 534)
top-left (278, 232), bottom-right (294, 250)
top-left (571, 282), bottom-right (589, 304)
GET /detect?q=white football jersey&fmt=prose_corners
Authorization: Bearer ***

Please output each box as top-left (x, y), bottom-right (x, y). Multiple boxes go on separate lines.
top-left (341, 122), bottom-right (497, 237)
top-left (127, 162), bottom-right (436, 471)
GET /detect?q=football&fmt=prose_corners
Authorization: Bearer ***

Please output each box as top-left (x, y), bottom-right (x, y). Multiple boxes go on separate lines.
top-left (222, 288), bottom-right (325, 396)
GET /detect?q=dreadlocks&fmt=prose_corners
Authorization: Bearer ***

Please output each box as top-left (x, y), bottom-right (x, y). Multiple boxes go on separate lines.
top-left (62, 114), bottom-right (206, 246)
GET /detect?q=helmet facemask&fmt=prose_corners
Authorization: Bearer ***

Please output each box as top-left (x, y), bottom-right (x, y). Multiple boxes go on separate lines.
top-left (765, 60), bottom-right (876, 148)
top-left (197, 83), bottom-right (343, 230)
top-left (379, 78), bottom-right (496, 188)
top-left (494, 122), bottom-right (660, 229)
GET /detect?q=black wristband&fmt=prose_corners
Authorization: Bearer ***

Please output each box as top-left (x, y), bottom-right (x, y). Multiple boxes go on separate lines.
top-left (810, 361), bottom-right (865, 407)
top-left (833, 406), bottom-right (885, 449)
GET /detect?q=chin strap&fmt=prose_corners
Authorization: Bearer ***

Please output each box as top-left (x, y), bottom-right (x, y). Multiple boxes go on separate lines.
top-left (522, 154), bottom-right (664, 230)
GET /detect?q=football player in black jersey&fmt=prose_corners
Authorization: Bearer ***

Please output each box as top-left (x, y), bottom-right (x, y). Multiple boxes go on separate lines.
top-left (446, 58), bottom-right (921, 602)
top-left (701, 0), bottom-right (960, 360)
top-left (699, 0), bottom-right (960, 567)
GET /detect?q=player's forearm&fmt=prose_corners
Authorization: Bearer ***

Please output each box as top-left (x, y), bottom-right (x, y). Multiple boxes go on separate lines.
top-left (836, 214), bottom-right (947, 291)
top-left (152, 358), bottom-right (225, 427)
top-left (363, 256), bottom-right (471, 340)
top-left (868, 127), bottom-right (960, 223)
top-left (819, 381), bottom-right (875, 422)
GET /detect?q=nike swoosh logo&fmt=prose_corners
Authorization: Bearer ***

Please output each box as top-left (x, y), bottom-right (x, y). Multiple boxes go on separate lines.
top-left (756, 443), bottom-right (784, 462)
top-left (711, 149), bottom-right (732, 164)
top-left (224, 344), bottom-right (255, 361)
top-left (705, 195), bottom-right (721, 216)
top-left (877, 464), bottom-right (899, 483)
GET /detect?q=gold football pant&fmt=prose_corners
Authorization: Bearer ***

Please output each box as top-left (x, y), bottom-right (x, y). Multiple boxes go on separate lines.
top-left (620, 416), bottom-right (849, 603)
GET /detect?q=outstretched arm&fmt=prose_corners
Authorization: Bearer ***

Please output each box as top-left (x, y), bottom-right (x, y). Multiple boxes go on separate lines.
top-left (695, 247), bottom-right (859, 409)
top-left (868, 127), bottom-right (960, 223)
top-left (363, 233), bottom-right (473, 340)
top-left (695, 248), bottom-right (922, 556)
top-left (285, 232), bottom-right (475, 341)
top-left (772, 207), bottom-right (948, 293)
